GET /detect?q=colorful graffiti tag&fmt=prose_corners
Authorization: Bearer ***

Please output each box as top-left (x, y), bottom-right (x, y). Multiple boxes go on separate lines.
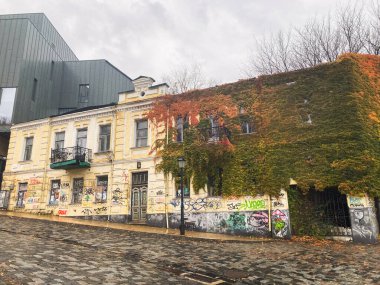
top-left (170, 197), bottom-right (222, 212)
top-left (239, 199), bottom-right (266, 211)
top-left (271, 209), bottom-right (289, 238)
top-left (225, 213), bottom-right (246, 231)
top-left (247, 211), bottom-right (269, 231)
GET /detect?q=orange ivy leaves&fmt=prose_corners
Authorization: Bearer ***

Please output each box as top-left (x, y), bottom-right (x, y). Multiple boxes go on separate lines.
top-left (146, 92), bottom-right (239, 129)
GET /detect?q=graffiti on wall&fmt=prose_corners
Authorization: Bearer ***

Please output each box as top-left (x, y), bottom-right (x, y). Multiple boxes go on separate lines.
top-left (158, 211), bottom-right (271, 236)
top-left (226, 198), bottom-right (267, 211)
top-left (271, 191), bottom-right (287, 209)
top-left (348, 196), bottom-right (367, 208)
top-left (350, 208), bottom-right (377, 243)
top-left (238, 199), bottom-right (266, 211)
top-left (82, 208), bottom-right (92, 215)
top-left (225, 212), bottom-right (246, 231)
top-left (111, 188), bottom-right (124, 205)
top-left (170, 197), bottom-right (222, 212)
top-left (26, 190), bottom-right (40, 204)
top-left (58, 209), bottom-right (67, 215)
top-left (59, 189), bottom-right (68, 203)
top-left (122, 171), bottom-right (129, 183)
top-left (272, 209), bottom-right (289, 238)
top-left (247, 211), bottom-right (269, 231)
top-left (29, 178), bottom-right (42, 185)
top-left (94, 206), bottom-right (108, 215)
top-left (61, 182), bottom-right (70, 189)
top-left (82, 187), bottom-right (94, 207)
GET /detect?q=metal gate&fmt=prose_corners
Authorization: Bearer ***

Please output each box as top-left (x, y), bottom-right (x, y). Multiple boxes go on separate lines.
top-left (309, 187), bottom-right (352, 236)
top-left (131, 172), bottom-right (148, 222)
top-left (0, 190), bottom-right (10, 209)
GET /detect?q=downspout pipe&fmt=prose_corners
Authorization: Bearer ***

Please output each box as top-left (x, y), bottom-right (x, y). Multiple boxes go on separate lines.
top-left (165, 108), bottom-right (169, 229)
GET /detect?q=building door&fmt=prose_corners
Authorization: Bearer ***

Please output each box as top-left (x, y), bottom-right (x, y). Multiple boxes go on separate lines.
top-left (131, 172), bottom-right (148, 222)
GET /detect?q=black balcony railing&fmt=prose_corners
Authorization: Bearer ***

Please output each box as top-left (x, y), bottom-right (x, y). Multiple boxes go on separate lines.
top-left (51, 146), bottom-right (92, 164)
top-left (198, 126), bottom-right (230, 142)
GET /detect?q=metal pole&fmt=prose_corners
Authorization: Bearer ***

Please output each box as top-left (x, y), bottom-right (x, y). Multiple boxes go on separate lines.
top-left (180, 167), bottom-right (185, 235)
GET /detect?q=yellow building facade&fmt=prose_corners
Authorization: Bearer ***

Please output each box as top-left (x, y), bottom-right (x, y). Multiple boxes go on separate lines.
top-left (2, 76), bottom-right (291, 238)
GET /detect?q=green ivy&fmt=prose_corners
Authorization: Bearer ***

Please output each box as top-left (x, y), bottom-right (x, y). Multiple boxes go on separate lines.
top-left (155, 56), bottom-right (380, 198)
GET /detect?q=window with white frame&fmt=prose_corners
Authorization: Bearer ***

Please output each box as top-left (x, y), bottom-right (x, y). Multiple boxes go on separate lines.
top-left (49, 180), bottom-right (60, 205)
top-left (24, 137), bottom-right (33, 160)
top-left (135, 120), bottom-right (148, 147)
top-left (95, 176), bottom-right (108, 203)
top-left (99, 125), bottom-right (111, 152)
top-left (241, 121), bottom-right (254, 134)
top-left (76, 128), bottom-right (87, 148)
top-left (72, 178), bottom-right (83, 204)
top-left (54, 132), bottom-right (65, 149)
top-left (16, 183), bottom-right (27, 207)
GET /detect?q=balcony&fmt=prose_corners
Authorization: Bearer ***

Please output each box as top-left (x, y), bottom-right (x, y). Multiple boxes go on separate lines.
top-left (198, 126), bottom-right (230, 143)
top-left (50, 146), bottom-right (92, 170)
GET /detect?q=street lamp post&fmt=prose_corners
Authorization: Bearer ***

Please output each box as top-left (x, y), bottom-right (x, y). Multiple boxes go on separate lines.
top-left (178, 157), bottom-right (186, 235)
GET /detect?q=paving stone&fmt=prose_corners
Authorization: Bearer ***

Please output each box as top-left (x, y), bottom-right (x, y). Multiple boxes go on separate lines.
top-left (0, 216), bottom-right (379, 284)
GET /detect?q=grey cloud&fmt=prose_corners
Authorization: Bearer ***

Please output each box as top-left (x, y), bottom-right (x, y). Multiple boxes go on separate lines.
top-left (0, 0), bottom-right (342, 83)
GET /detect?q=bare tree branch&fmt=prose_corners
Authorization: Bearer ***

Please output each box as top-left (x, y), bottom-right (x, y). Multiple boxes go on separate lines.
top-left (162, 63), bottom-right (214, 94)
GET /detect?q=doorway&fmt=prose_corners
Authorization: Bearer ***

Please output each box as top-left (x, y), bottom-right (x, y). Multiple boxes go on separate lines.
top-left (309, 187), bottom-right (351, 236)
top-left (131, 172), bottom-right (148, 222)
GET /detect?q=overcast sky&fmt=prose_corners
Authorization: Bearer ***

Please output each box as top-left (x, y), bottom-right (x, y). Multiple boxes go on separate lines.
top-left (0, 0), bottom-right (343, 84)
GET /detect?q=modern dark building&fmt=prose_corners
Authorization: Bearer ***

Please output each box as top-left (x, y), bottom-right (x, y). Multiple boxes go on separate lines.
top-left (0, 13), bottom-right (133, 128)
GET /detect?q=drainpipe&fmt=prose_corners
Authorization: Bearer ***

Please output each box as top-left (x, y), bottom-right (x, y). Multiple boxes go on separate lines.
top-left (268, 194), bottom-right (272, 237)
top-left (107, 106), bottom-right (117, 221)
top-left (164, 115), bottom-right (169, 229)
top-left (43, 117), bottom-right (53, 214)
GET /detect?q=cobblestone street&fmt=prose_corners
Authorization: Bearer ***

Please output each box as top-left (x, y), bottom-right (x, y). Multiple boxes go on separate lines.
top-left (0, 216), bottom-right (379, 285)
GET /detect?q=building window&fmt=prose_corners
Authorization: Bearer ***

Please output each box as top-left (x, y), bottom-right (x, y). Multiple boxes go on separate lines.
top-left (24, 137), bottom-right (33, 161)
top-left (76, 128), bottom-right (87, 148)
top-left (32, 78), bottom-right (38, 101)
top-left (207, 169), bottom-right (223, 197)
top-left (95, 176), bottom-right (108, 203)
top-left (176, 116), bottom-right (184, 142)
top-left (16, 183), bottom-right (27, 207)
top-left (99, 125), bottom-right (111, 152)
top-left (175, 176), bottom-right (190, 198)
top-left (55, 132), bottom-right (65, 149)
top-left (78, 84), bottom-right (89, 104)
top-left (136, 120), bottom-right (148, 147)
top-left (241, 121), bottom-right (254, 134)
top-left (209, 115), bottom-right (220, 141)
top-left (49, 180), bottom-right (60, 205)
top-left (72, 178), bottom-right (83, 204)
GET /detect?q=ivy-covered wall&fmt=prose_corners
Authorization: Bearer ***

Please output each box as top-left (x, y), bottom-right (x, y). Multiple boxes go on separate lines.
top-left (148, 54), bottom-right (380, 198)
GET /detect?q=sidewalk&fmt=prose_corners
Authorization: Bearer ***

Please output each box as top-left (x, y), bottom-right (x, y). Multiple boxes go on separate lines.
top-left (0, 210), bottom-right (271, 243)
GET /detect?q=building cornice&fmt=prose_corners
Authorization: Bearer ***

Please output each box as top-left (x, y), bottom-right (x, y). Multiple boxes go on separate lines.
top-left (11, 96), bottom-right (159, 131)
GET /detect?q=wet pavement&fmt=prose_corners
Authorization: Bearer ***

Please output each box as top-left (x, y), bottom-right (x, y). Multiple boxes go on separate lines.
top-left (0, 214), bottom-right (379, 284)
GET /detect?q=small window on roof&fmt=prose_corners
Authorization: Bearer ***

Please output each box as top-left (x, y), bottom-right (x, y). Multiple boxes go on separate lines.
top-left (79, 84), bottom-right (89, 104)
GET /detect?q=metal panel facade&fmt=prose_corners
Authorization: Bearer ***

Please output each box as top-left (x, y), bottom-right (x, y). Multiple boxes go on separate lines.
top-left (59, 61), bottom-right (132, 109)
top-left (0, 13), bottom-right (133, 123)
